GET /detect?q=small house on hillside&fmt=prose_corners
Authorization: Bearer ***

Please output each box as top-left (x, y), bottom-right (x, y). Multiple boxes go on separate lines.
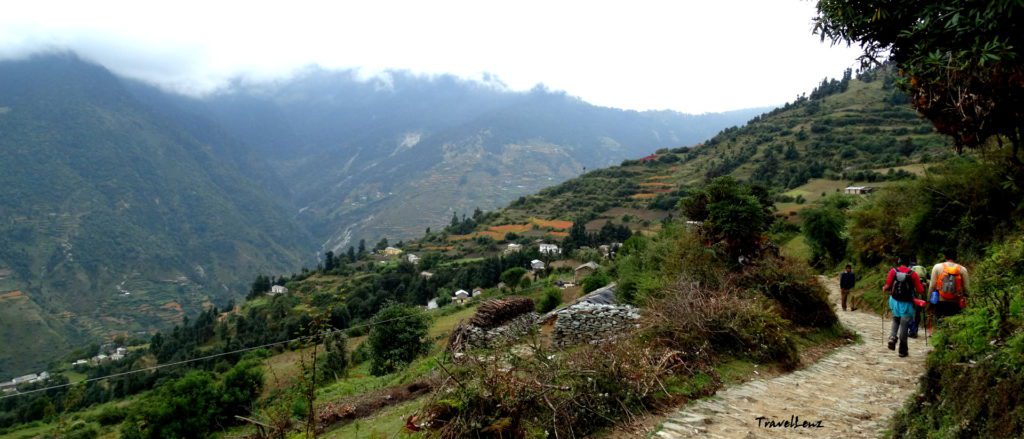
top-left (505, 243), bottom-right (522, 253)
top-left (407, 254), bottom-right (420, 264)
top-left (453, 289), bottom-right (470, 305)
top-left (539, 243), bottom-right (560, 255)
top-left (427, 298), bottom-right (438, 310)
top-left (420, 271), bottom-right (434, 279)
top-left (472, 287), bottom-right (484, 297)
top-left (574, 262), bottom-right (600, 282)
top-left (844, 186), bottom-right (874, 195)
top-left (382, 246), bottom-right (404, 256)
top-left (270, 285), bottom-right (288, 295)
top-left (12, 374), bottom-right (37, 385)
top-left (531, 259), bottom-right (546, 271)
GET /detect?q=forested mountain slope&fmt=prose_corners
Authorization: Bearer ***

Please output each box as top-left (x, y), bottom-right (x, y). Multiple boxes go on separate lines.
top-left (494, 67), bottom-right (950, 225)
top-left (0, 55), bottom-right (314, 375)
top-left (195, 69), bottom-right (766, 250)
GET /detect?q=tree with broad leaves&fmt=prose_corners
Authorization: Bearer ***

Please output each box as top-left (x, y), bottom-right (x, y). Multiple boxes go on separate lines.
top-left (813, 0), bottom-right (1023, 162)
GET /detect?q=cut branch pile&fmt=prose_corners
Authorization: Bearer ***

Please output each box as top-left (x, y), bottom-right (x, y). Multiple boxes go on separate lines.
top-left (469, 297), bottom-right (535, 329)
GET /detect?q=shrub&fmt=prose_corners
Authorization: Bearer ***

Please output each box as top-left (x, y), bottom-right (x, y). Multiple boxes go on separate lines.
top-left (367, 304), bottom-right (430, 376)
top-left (219, 360), bottom-right (264, 420)
top-left (581, 270), bottom-right (610, 294)
top-left (644, 279), bottom-right (800, 369)
top-left (972, 237), bottom-right (1024, 334)
top-left (500, 267), bottom-right (528, 292)
top-left (436, 294), bottom-right (452, 307)
top-left (121, 372), bottom-right (222, 438)
top-left (736, 256), bottom-right (838, 328)
top-left (893, 260), bottom-right (1024, 438)
top-left (321, 331), bottom-right (349, 380)
top-left (91, 405), bottom-right (127, 426)
top-left (60, 422), bottom-right (100, 439)
top-left (350, 341), bottom-right (370, 365)
top-left (423, 340), bottom-right (681, 438)
top-left (679, 177), bottom-right (773, 258)
top-left (537, 287), bottom-right (562, 313)
top-left (801, 204), bottom-right (848, 267)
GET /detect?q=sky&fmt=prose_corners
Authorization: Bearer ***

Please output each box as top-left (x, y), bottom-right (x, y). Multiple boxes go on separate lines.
top-left (0, 0), bottom-right (863, 114)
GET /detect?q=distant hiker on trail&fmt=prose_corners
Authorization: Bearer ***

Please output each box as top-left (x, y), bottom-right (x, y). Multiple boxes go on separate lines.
top-left (908, 259), bottom-right (929, 338)
top-left (927, 252), bottom-right (969, 324)
top-left (883, 258), bottom-right (925, 357)
top-left (839, 264), bottom-right (856, 311)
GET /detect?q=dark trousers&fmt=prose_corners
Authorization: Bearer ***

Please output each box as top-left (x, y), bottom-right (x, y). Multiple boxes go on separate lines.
top-left (934, 300), bottom-right (962, 324)
top-left (890, 316), bottom-right (910, 354)
top-left (909, 307), bottom-right (923, 336)
top-left (841, 288), bottom-right (850, 310)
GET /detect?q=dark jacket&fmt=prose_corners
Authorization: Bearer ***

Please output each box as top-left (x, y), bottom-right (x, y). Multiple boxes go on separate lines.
top-left (840, 271), bottom-right (856, 290)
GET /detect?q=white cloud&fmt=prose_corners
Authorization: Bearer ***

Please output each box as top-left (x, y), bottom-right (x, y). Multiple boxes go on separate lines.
top-left (0, 0), bottom-right (863, 113)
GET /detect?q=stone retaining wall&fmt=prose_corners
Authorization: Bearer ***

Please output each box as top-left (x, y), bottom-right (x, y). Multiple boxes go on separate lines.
top-left (553, 302), bottom-right (640, 347)
top-left (462, 312), bottom-right (539, 349)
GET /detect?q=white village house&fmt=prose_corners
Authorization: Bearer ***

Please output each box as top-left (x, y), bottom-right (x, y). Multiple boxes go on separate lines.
top-left (531, 259), bottom-right (546, 271)
top-left (539, 243), bottom-right (561, 255)
top-left (453, 289), bottom-right (470, 305)
top-left (407, 254), bottom-right (421, 264)
top-left (505, 243), bottom-right (523, 253)
top-left (844, 186), bottom-right (874, 195)
top-left (270, 285), bottom-right (288, 295)
top-left (426, 298), bottom-right (439, 309)
top-left (472, 287), bottom-right (484, 297)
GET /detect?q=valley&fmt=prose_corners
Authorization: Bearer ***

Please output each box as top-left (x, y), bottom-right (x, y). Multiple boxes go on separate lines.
top-left (0, 54), bottom-right (759, 377)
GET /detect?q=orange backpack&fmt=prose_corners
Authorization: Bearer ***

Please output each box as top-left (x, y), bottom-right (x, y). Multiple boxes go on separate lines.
top-left (936, 263), bottom-right (963, 300)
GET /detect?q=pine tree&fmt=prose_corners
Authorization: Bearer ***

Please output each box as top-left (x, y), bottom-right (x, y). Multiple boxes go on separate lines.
top-left (322, 331), bottom-right (349, 380)
top-left (324, 251), bottom-right (336, 272)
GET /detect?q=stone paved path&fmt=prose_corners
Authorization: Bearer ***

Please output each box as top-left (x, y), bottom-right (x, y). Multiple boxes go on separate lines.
top-left (651, 276), bottom-right (930, 438)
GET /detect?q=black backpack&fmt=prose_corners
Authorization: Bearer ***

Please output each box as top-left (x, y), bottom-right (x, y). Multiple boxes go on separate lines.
top-left (890, 268), bottom-right (915, 302)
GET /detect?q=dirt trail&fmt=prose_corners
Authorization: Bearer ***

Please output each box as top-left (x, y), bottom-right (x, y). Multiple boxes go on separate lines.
top-left (651, 276), bottom-right (930, 438)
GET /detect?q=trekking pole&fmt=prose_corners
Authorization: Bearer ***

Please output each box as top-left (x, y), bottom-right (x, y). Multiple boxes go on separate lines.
top-left (925, 305), bottom-right (931, 345)
top-left (881, 293), bottom-right (889, 340)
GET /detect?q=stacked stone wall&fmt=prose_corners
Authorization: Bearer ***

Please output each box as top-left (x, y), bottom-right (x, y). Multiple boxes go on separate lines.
top-left (552, 303), bottom-right (640, 347)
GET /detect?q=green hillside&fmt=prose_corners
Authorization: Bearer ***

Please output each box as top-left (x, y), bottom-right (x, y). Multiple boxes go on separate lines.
top-left (198, 70), bottom-right (766, 250)
top-left (0, 55), bottom-right (314, 376)
top-left (499, 68), bottom-right (947, 223)
top-left (0, 65), bottom-right (983, 439)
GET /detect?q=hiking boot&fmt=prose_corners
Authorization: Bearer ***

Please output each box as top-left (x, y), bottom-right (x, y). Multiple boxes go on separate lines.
top-left (887, 337), bottom-right (896, 351)
top-left (908, 332), bottom-right (918, 339)
top-left (899, 350), bottom-right (909, 358)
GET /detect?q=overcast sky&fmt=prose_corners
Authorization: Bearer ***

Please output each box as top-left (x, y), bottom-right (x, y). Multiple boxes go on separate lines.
top-left (0, 0), bottom-right (862, 114)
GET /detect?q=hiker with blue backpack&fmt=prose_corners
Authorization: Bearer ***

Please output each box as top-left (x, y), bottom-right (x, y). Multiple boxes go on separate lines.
top-left (883, 258), bottom-right (925, 357)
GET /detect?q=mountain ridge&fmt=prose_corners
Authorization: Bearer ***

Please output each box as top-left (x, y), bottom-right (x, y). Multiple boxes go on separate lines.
top-left (192, 67), bottom-right (767, 249)
top-left (0, 54), bottom-right (315, 375)
top-left (0, 53), bottom-right (760, 376)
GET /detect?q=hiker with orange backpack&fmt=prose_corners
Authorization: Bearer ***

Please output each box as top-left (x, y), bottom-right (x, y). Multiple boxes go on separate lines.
top-left (927, 251), bottom-right (970, 324)
top-left (883, 258), bottom-right (925, 357)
